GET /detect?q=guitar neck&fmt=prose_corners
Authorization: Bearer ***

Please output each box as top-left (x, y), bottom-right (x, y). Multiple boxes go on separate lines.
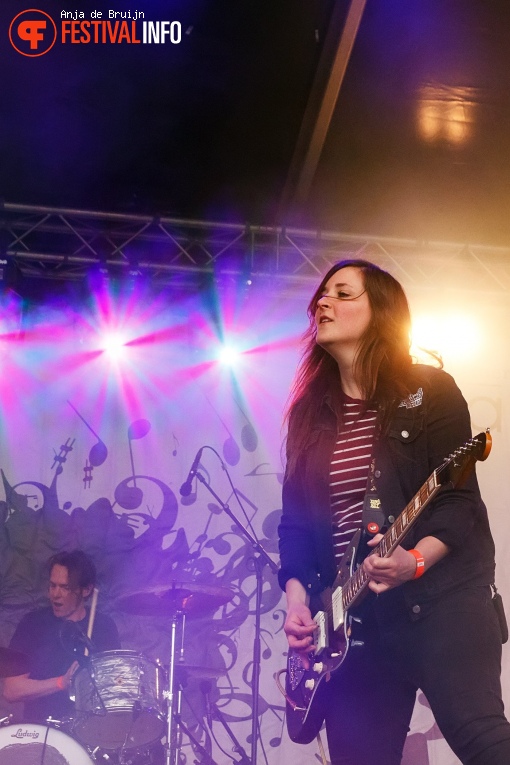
top-left (342, 470), bottom-right (442, 610)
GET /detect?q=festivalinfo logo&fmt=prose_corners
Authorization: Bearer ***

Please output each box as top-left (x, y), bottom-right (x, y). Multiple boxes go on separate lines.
top-left (9, 9), bottom-right (57, 56)
top-left (9, 8), bottom-right (182, 55)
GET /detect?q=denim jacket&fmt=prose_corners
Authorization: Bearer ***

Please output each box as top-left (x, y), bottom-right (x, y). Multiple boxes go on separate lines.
top-left (278, 365), bottom-right (495, 620)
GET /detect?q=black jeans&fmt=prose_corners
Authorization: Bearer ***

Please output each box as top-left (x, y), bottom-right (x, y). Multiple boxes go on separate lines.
top-left (324, 587), bottom-right (510, 765)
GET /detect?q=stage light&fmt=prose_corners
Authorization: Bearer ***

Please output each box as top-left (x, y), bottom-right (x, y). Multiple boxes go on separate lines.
top-left (100, 331), bottom-right (128, 360)
top-left (218, 344), bottom-right (241, 367)
top-left (411, 313), bottom-right (481, 362)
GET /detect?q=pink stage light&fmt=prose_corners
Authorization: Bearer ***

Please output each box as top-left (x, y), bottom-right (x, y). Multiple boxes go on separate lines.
top-left (100, 330), bottom-right (129, 360)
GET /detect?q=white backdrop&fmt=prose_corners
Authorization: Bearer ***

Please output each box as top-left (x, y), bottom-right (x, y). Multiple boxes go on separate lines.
top-left (0, 278), bottom-right (508, 765)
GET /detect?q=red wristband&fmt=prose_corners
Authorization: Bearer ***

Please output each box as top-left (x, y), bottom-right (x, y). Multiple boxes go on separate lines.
top-left (409, 549), bottom-right (425, 579)
top-left (56, 676), bottom-right (65, 691)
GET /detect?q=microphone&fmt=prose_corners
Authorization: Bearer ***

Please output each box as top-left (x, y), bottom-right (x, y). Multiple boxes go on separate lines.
top-left (179, 447), bottom-right (204, 496)
top-left (60, 622), bottom-right (95, 664)
top-left (72, 629), bottom-right (95, 666)
top-left (200, 680), bottom-right (213, 728)
top-left (74, 630), bottom-right (95, 652)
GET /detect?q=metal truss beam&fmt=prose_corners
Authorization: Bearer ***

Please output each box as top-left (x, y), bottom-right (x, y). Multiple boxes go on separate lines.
top-left (281, 0), bottom-right (368, 206)
top-left (2, 201), bottom-right (510, 294)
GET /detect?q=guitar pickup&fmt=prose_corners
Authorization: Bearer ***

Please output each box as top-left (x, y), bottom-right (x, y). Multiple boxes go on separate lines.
top-left (332, 585), bottom-right (344, 632)
top-left (314, 610), bottom-right (328, 652)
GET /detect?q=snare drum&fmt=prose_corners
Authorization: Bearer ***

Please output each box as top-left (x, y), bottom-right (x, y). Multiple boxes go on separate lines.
top-left (0, 723), bottom-right (94, 765)
top-left (72, 650), bottom-right (165, 752)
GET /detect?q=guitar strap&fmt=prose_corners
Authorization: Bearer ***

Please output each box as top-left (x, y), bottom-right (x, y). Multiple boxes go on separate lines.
top-left (361, 457), bottom-right (387, 536)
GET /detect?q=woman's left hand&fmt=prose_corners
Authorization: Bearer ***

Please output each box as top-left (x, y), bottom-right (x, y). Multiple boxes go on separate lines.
top-left (362, 534), bottom-right (417, 594)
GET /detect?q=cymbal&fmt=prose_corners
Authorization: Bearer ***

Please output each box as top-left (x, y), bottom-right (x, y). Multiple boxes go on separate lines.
top-left (0, 647), bottom-right (30, 678)
top-left (116, 581), bottom-right (234, 618)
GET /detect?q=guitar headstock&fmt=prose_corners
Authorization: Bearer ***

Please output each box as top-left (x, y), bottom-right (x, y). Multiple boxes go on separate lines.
top-left (439, 430), bottom-right (492, 488)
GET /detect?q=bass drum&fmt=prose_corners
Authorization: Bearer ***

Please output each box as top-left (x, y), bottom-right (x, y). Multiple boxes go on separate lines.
top-left (72, 650), bottom-right (165, 752)
top-left (0, 723), bottom-right (94, 765)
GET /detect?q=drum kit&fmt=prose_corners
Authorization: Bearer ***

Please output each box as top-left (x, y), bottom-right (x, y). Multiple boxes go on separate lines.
top-left (0, 580), bottom-right (234, 765)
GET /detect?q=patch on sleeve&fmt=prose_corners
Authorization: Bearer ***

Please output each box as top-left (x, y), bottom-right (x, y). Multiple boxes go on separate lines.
top-left (399, 387), bottom-right (423, 409)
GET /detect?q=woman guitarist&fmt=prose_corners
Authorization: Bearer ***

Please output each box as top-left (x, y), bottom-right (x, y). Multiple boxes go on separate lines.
top-left (278, 259), bottom-right (510, 764)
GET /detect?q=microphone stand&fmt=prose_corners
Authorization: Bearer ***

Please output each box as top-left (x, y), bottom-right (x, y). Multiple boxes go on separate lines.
top-left (195, 471), bottom-right (278, 765)
top-left (209, 700), bottom-right (251, 765)
top-left (178, 718), bottom-right (219, 765)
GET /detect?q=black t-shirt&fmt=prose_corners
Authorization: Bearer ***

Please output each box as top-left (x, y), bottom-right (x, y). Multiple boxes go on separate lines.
top-left (9, 606), bottom-right (120, 722)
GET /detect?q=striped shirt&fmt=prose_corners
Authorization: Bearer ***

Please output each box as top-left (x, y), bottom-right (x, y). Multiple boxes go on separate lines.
top-left (330, 398), bottom-right (378, 566)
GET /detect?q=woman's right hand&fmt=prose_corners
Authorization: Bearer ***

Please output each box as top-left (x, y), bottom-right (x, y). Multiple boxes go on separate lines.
top-left (284, 601), bottom-right (316, 649)
top-left (284, 601), bottom-right (317, 669)
top-left (284, 578), bottom-right (317, 668)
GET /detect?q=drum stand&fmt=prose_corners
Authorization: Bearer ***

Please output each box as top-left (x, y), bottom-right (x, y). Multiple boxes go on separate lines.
top-left (164, 608), bottom-right (184, 765)
top-left (164, 610), bottom-right (218, 765)
top-left (116, 582), bottom-right (233, 765)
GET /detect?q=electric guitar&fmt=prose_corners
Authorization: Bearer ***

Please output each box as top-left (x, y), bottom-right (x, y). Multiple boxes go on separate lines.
top-left (281, 430), bottom-right (492, 744)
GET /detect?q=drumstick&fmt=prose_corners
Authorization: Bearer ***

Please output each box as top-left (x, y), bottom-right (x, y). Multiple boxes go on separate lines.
top-left (85, 587), bottom-right (99, 657)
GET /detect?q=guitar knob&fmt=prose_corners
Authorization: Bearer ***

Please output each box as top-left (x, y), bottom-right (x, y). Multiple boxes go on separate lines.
top-left (304, 679), bottom-right (316, 691)
top-left (312, 663), bottom-right (324, 674)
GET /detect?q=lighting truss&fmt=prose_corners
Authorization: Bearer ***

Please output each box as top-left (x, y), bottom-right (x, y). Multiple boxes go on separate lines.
top-left (2, 201), bottom-right (510, 293)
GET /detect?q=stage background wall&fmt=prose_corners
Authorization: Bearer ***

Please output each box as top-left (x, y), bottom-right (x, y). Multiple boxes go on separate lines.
top-left (1, 276), bottom-right (508, 765)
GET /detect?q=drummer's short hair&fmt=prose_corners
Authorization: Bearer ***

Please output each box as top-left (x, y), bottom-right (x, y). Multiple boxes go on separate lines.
top-left (48, 549), bottom-right (96, 591)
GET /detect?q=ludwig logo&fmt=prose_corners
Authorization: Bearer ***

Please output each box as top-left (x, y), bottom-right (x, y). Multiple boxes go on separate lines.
top-left (9, 9), bottom-right (57, 56)
top-left (10, 728), bottom-right (40, 739)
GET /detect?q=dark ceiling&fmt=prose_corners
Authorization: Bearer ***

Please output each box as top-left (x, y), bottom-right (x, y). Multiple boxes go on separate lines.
top-left (2, 0), bottom-right (510, 246)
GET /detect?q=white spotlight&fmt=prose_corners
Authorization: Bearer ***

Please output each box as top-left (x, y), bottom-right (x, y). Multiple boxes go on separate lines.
top-left (218, 345), bottom-right (240, 367)
top-left (101, 331), bottom-right (127, 360)
top-left (411, 313), bottom-right (481, 362)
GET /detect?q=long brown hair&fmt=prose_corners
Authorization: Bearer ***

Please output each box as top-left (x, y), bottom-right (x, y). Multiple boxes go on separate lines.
top-left (284, 259), bottom-right (414, 476)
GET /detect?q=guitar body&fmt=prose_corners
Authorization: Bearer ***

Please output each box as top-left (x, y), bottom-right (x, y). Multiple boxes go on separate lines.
top-left (282, 431), bottom-right (492, 745)
top-left (285, 533), bottom-right (364, 744)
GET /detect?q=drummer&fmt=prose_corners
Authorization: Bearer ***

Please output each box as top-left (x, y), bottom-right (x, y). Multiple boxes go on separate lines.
top-left (3, 549), bottom-right (120, 722)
